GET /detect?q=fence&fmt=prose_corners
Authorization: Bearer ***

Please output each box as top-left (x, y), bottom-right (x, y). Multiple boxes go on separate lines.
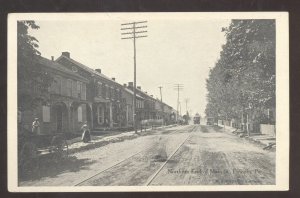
top-left (260, 124), bottom-right (276, 136)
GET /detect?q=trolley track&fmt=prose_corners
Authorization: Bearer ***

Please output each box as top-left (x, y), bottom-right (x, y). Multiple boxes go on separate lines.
top-left (74, 125), bottom-right (196, 186)
top-left (145, 125), bottom-right (198, 185)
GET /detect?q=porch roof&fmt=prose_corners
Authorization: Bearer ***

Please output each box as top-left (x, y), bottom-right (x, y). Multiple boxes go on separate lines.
top-left (94, 96), bottom-right (110, 103)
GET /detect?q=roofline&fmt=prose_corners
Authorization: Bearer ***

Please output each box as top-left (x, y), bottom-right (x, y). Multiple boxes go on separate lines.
top-left (37, 56), bottom-right (89, 83)
top-left (56, 55), bottom-right (123, 87)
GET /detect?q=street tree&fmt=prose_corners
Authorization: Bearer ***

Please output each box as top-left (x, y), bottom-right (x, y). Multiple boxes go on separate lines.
top-left (18, 20), bottom-right (53, 111)
top-left (205, 19), bottom-right (275, 125)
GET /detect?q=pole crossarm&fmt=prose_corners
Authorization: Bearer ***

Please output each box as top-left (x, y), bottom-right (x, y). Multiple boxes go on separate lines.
top-left (121, 35), bottom-right (148, 40)
top-left (121, 21), bottom-right (147, 26)
top-left (121, 26), bottom-right (148, 30)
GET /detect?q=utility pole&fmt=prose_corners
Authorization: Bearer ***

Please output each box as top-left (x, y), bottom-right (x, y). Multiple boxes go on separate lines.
top-left (179, 102), bottom-right (182, 117)
top-left (184, 98), bottom-right (189, 114)
top-left (121, 21), bottom-right (148, 133)
top-left (173, 84), bottom-right (183, 122)
top-left (158, 86), bottom-right (163, 102)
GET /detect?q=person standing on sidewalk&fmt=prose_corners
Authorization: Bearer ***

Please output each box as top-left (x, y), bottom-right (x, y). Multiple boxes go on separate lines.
top-left (32, 118), bottom-right (40, 135)
top-left (81, 121), bottom-right (91, 143)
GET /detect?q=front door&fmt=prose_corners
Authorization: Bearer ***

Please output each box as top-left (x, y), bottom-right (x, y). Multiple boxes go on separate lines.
top-left (57, 107), bottom-right (63, 132)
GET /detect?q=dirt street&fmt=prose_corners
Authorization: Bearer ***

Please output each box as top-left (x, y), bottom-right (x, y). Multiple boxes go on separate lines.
top-left (19, 125), bottom-right (275, 186)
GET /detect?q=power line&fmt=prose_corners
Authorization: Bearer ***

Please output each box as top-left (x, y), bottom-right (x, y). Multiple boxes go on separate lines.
top-left (121, 21), bottom-right (148, 133)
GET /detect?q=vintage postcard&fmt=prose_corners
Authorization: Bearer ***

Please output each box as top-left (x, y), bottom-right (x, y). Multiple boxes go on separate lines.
top-left (7, 12), bottom-right (289, 192)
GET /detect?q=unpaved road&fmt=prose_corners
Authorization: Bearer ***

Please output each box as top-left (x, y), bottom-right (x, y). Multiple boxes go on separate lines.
top-left (20, 125), bottom-right (275, 186)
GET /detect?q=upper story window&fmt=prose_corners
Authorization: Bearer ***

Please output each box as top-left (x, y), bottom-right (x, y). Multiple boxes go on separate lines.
top-left (97, 82), bottom-right (102, 97)
top-left (77, 81), bottom-right (81, 98)
top-left (105, 85), bottom-right (109, 99)
top-left (67, 79), bottom-right (72, 97)
top-left (72, 66), bottom-right (78, 72)
top-left (54, 76), bottom-right (61, 94)
top-left (110, 87), bottom-right (114, 100)
top-left (102, 84), bottom-right (106, 99)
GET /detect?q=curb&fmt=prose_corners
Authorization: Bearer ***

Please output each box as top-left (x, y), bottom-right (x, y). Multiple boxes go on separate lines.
top-left (67, 124), bottom-right (177, 154)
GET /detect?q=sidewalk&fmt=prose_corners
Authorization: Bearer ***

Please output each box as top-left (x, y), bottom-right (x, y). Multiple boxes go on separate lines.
top-left (218, 124), bottom-right (276, 149)
top-left (66, 124), bottom-right (177, 154)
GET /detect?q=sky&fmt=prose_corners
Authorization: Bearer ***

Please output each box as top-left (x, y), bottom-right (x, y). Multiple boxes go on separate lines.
top-left (28, 15), bottom-right (231, 117)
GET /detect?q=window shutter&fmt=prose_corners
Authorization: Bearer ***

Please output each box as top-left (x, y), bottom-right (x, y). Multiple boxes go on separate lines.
top-left (81, 83), bottom-right (86, 100)
top-left (42, 106), bottom-right (50, 122)
top-left (78, 106), bottom-right (82, 122)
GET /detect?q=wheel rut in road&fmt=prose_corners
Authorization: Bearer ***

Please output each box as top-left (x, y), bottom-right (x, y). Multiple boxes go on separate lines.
top-left (148, 125), bottom-right (275, 185)
top-left (76, 125), bottom-right (197, 186)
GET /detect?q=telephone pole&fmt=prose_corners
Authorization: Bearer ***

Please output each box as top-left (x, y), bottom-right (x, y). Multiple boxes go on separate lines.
top-left (184, 98), bottom-right (189, 114)
top-left (173, 84), bottom-right (184, 122)
top-left (158, 86), bottom-right (163, 102)
top-left (121, 21), bottom-right (148, 133)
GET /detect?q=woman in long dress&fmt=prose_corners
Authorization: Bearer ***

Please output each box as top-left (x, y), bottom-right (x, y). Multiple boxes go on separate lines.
top-left (81, 121), bottom-right (91, 143)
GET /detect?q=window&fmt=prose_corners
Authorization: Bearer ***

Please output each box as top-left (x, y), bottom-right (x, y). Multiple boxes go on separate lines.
top-left (67, 79), bottom-right (72, 97)
top-left (81, 83), bottom-right (86, 100)
top-left (110, 87), bottom-right (114, 99)
top-left (102, 84), bottom-right (106, 98)
top-left (98, 82), bottom-right (102, 96)
top-left (72, 81), bottom-right (77, 98)
top-left (72, 66), bottom-right (78, 72)
top-left (97, 105), bottom-right (104, 124)
top-left (42, 106), bottom-right (50, 122)
top-left (105, 85), bottom-right (109, 99)
top-left (78, 106), bottom-right (82, 122)
top-left (107, 85), bottom-right (111, 99)
top-left (77, 81), bottom-right (81, 98)
top-left (115, 89), bottom-right (118, 100)
top-left (119, 90), bottom-right (122, 101)
top-left (54, 76), bottom-right (61, 94)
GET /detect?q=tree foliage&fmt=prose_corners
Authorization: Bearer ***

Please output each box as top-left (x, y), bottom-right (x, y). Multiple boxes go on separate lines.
top-left (18, 21), bottom-right (53, 111)
top-left (205, 20), bottom-right (275, 122)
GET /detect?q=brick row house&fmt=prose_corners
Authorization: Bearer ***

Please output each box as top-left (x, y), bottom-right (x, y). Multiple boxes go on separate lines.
top-left (19, 52), bottom-right (177, 135)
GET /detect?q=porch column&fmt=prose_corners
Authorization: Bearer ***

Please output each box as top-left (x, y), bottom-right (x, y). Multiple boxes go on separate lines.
top-left (68, 104), bottom-right (72, 133)
top-left (89, 103), bottom-right (93, 129)
top-left (109, 102), bottom-right (113, 128)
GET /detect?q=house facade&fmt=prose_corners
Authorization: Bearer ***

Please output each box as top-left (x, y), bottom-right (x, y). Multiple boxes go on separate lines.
top-left (19, 52), bottom-right (177, 135)
top-left (56, 52), bottom-right (131, 130)
top-left (19, 56), bottom-right (90, 135)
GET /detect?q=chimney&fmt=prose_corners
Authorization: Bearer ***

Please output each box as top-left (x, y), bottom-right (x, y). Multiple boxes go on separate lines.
top-left (62, 52), bottom-right (70, 58)
top-left (112, 77), bottom-right (115, 81)
top-left (123, 84), bottom-right (127, 87)
top-left (95, 69), bottom-right (101, 73)
top-left (128, 82), bottom-right (133, 87)
top-left (137, 86), bottom-right (141, 90)
top-left (51, 56), bottom-right (54, 61)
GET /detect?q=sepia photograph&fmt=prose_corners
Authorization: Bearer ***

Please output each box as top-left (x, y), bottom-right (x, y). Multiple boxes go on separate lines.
top-left (7, 12), bottom-right (289, 192)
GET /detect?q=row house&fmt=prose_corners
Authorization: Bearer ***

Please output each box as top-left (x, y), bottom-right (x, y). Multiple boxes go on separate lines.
top-left (19, 56), bottom-right (90, 135)
top-left (121, 84), bottom-right (145, 126)
top-left (126, 83), bottom-right (157, 121)
top-left (19, 52), bottom-right (177, 135)
top-left (55, 52), bottom-right (125, 130)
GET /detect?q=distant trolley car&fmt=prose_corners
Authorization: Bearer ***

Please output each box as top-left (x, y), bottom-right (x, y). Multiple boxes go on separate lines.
top-left (193, 113), bottom-right (200, 124)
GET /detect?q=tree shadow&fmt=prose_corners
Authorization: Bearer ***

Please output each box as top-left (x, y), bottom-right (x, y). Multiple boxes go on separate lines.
top-left (19, 155), bottom-right (96, 182)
